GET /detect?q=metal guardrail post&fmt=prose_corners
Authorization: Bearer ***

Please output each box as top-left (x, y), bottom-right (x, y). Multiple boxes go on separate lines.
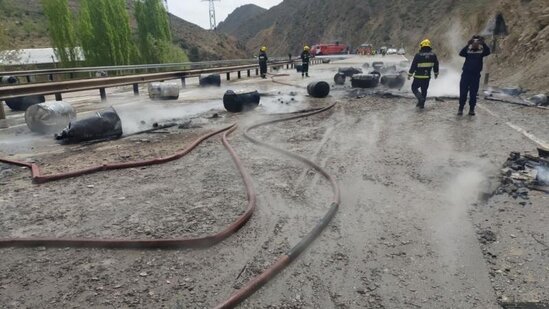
top-left (226, 72), bottom-right (231, 81)
top-left (237, 71), bottom-right (241, 79)
top-left (99, 88), bottom-right (107, 101)
top-left (181, 77), bottom-right (186, 88)
top-left (133, 83), bottom-right (139, 95)
top-left (55, 93), bottom-right (62, 101)
top-left (0, 102), bottom-right (7, 128)
top-left (255, 68), bottom-right (259, 76)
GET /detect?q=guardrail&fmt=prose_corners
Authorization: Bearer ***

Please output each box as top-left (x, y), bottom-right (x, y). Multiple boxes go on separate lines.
top-left (0, 58), bottom-right (324, 125)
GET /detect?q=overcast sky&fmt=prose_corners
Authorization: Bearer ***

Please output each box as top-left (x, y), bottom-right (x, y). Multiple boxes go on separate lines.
top-left (167, 0), bottom-right (283, 29)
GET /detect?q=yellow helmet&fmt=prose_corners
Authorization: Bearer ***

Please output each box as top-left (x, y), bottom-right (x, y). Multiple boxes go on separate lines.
top-left (420, 39), bottom-right (432, 48)
top-left (304, 45), bottom-right (310, 51)
top-left (260, 46), bottom-right (267, 52)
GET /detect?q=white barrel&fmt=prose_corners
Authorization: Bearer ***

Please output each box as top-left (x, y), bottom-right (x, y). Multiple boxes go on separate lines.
top-left (25, 101), bottom-right (77, 134)
top-left (148, 82), bottom-right (180, 100)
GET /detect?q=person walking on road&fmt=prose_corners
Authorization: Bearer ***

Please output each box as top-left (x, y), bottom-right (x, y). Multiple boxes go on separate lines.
top-left (301, 46), bottom-right (311, 78)
top-left (259, 46), bottom-right (268, 79)
top-left (458, 35), bottom-right (491, 116)
top-left (408, 39), bottom-right (439, 109)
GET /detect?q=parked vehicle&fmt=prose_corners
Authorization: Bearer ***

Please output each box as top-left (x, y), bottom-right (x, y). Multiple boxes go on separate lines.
top-left (310, 43), bottom-right (348, 56)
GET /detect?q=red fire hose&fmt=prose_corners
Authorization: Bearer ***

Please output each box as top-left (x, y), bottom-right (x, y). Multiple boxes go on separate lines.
top-left (214, 102), bottom-right (340, 308)
top-left (0, 124), bottom-right (257, 249)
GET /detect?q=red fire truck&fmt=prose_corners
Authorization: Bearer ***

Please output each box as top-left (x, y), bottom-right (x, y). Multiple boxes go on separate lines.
top-left (310, 43), bottom-right (348, 56)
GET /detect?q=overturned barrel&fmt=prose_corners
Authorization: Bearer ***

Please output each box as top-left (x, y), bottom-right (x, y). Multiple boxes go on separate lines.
top-left (338, 67), bottom-right (363, 77)
top-left (25, 101), bottom-right (76, 134)
top-left (380, 74), bottom-right (406, 89)
top-left (307, 81), bottom-right (330, 98)
top-left (372, 61), bottom-right (384, 72)
top-left (148, 82), bottom-right (180, 100)
top-left (351, 72), bottom-right (381, 88)
top-left (223, 90), bottom-right (260, 113)
top-left (199, 74), bottom-right (221, 87)
top-left (1, 76), bottom-right (18, 85)
top-left (5, 95), bottom-right (46, 111)
top-left (321, 59), bottom-right (331, 64)
top-left (295, 64), bottom-right (304, 73)
top-left (362, 62), bottom-right (370, 69)
top-left (55, 107), bottom-right (122, 143)
top-left (334, 73), bottom-right (346, 85)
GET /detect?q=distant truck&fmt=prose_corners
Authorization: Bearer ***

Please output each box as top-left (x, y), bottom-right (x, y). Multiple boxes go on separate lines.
top-left (310, 43), bottom-right (348, 56)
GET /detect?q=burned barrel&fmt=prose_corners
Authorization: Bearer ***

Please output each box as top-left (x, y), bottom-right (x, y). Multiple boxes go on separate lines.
top-left (199, 74), bottom-right (221, 87)
top-left (372, 62), bottom-right (384, 72)
top-left (380, 74), bottom-right (406, 89)
top-left (223, 90), bottom-right (260, 113)
top-left (351, 72), bottom-right (381, 88)
top-left (307, 81), bottom-right (330, 98)
top-left (55, 107), bottom-right (122, 143)
top-left (321, 59), bottom-right (331, 64)
top-left (25, 101), bottom-right (76, 134)
top-left (1, 75), bottom-right (45, 111)
top-left (334, 73), bottom-right (346, 85)
top-left (338, 67), bottom-right (363, 77)
top-left (148, 82), bottom-right (180, 100)
top-left (295, 64), bottom-right (303, 73)
top-left (5, 95), bottom-right (46, 111)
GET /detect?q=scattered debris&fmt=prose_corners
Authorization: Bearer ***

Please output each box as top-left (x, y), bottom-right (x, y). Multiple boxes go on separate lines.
top-left (527, 94), bottom-right (548, 106)
top-left (495, 152), bottom-right (549, 198)
top-left (479, 229), bottom-right (497, 244)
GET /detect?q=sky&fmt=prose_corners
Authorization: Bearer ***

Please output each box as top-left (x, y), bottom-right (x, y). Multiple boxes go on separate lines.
top-left (167, 0), bottom-right (283, 29)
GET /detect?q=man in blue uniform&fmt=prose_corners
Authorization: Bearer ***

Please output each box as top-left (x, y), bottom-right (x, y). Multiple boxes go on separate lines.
top-left (408, 39), bottom-right (439, 109)
top-left (259, 46), bottom-right (268, 79)
top-left (458, 35), bottom-right (491, 116)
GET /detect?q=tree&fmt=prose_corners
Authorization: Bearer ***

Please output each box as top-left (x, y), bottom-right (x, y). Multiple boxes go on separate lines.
top-left (79, 0), bottom-right (137, 66)
top-left (134, 0), bottom-right (187, 63)
top-left (41, 0), bottom-right (79, 66)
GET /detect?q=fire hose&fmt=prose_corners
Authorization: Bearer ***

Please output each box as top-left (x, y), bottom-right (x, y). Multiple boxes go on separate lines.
top-left (0, 124), bottom-right (257, 249)
top-left (214, 102), bottom-right (340, 308)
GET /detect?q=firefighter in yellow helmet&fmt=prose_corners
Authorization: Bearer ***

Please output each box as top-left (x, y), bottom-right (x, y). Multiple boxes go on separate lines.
top-left (301, 45), bottom-right (311, 77)
top-left (258, 46), bottom-right (268, 79)
top-left (408, 39), bottom-right (439, 109)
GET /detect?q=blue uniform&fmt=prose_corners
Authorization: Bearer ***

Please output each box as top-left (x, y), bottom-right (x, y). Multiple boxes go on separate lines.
top-left (459, 43), bottom-right (491, 111)
top-left (408, 47), bottom-right (439, 108)
top-left (259, 51), bottom-right (268, 78)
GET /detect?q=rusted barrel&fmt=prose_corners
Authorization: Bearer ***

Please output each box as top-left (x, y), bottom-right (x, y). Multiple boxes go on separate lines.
top-left (223, 90), bottom-right (260, 113)
top-left (307, 81), bottom-right (330, 98)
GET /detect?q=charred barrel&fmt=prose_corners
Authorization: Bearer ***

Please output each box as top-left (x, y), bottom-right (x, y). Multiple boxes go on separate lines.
top-left (380, 73), bottom-right (406, 89)
top-left (1, 75), bottom-right (45, 111)
top-left (25, 101), bottom-right (76, 134)
top-left (223, 90), bottom-right (261, 113)
top-left (295, 64), bottom-right (304, 73)
top-left (55, 107), bottom-right (122, 143)
top-left (351, 72), bottom-right (381, 88)
top-left (199, 74), bottom-right (221, 87)
top-left (307, 81), bottom-right (331, 98)
top-left (372, 62), bottom-right (384, 72)
top-left (338, 67), bottom-right (363, 77)
top-left (148, 82), bottom-right (180, 100)
top-left (333, 73), bottom-right (346, 85)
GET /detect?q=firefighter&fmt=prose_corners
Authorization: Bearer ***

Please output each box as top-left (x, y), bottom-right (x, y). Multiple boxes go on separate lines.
top-left (301, 46), bottom-right (311, 77)
top-left (408, 39), bottom-right (439, 109)
top-left (458, 35), bottom-right (491, 116)
top-left (258, 46), bottom-right (268, 79)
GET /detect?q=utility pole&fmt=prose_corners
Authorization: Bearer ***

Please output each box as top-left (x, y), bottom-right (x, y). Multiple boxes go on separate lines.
top-left (202, 0), bottom-right (220, 30)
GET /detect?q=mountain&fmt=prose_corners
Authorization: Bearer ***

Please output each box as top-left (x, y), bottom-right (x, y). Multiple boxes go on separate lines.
top-left (222, 0), bottom-right (549, 91)
top-left (217, 4), bottom-right (267, 38)
top-left (0, 0), bottom-right (247, 61)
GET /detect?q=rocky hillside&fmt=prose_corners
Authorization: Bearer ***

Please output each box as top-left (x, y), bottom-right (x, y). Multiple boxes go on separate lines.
top-left (216, 4), bottom-right (266, 38)
top-left (0, 0), bottom-right (247, 61)
top-left (221, 0), bottom-right (548, 91)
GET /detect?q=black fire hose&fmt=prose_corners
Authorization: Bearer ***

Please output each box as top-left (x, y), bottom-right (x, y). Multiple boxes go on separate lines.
top-left (214, 102), bottom-right (340, 308)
